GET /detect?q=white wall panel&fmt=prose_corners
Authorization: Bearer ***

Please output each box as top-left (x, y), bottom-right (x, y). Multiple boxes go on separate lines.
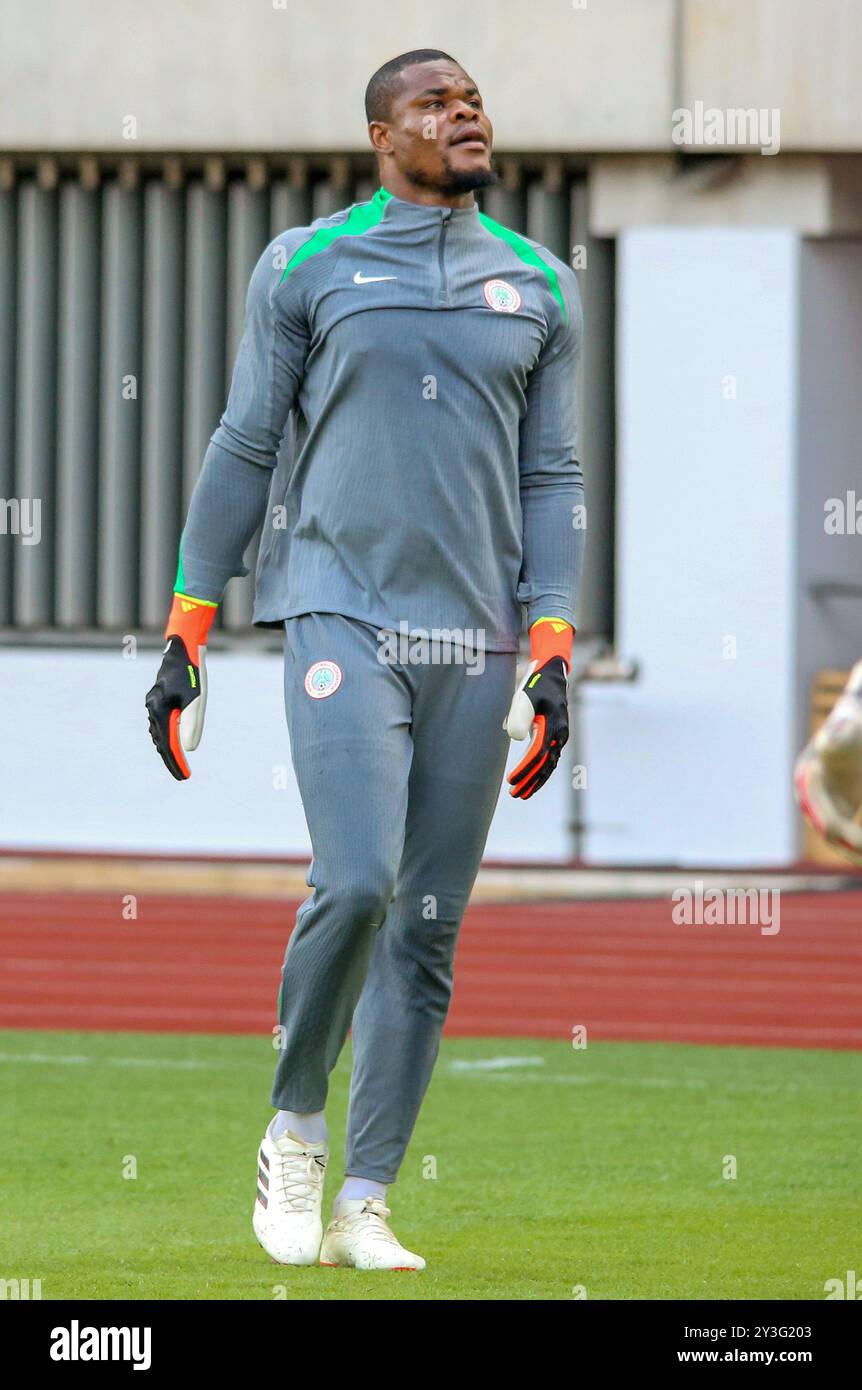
top-left (0, 649), bottom-right (571, 861)
top-left (583, 229), bottom-right (800, 865)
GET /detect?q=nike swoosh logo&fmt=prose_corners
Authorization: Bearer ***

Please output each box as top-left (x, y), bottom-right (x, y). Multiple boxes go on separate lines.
top-left (353, 272), bottom-right (397, 284)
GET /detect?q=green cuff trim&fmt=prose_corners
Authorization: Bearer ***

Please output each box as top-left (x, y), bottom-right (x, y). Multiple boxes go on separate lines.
top-left (173, 592), bottom-right (219, 609)
top-left (174, 536), bottom-right (185, 593)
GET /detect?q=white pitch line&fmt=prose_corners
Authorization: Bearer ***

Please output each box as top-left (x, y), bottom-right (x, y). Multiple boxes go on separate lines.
top-left (0, 1051), bottom-right (260, 1070)
top-left (2, 1053), bottom-right (856, 1098)
top-left (0, 1051), bottom-right (91, 1065)
top-left (450, 1070), bottom-right (862, 1095)
top-left (449, 1056), bottom-right (546, 1071)
top-left (449, 1068), bottom-right (706, 1088)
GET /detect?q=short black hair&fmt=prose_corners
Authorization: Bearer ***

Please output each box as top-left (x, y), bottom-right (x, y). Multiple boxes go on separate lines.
top-left (365, 49), bottom-right (459, 123)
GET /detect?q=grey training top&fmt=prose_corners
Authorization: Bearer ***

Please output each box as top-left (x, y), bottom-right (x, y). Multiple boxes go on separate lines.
top-left (177, 185), bottom-right (586, 651)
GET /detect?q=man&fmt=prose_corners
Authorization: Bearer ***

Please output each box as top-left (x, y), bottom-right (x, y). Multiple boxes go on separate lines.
top-left (795, 661), bottom-right (862, 864)
top-left (146, 49), bottom-right (585, 1271)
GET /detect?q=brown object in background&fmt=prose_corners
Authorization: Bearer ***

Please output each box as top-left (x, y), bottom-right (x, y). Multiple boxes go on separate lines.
top-left (803, 669), bottom-right (852, 866)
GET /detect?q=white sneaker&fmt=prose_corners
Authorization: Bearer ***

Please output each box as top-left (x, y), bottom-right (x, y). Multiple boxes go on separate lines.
top-left (319, 1197), bottom-right (426, 1271)
top-left (252, 1123), bottom-right (328, 1266)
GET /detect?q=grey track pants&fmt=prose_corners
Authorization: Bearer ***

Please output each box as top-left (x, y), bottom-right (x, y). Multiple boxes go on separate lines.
top-left (270, 613), bottom-right (517, 1184)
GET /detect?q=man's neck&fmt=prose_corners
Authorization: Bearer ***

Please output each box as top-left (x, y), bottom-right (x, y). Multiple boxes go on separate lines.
top-left (378, 173), bottom-right (476, 211)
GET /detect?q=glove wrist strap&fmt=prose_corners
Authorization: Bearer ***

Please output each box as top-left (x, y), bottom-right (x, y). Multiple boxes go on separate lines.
top-left (530, 617), bottom-right (574, 669)
top-left (165, 593), bottom-right (218, 662)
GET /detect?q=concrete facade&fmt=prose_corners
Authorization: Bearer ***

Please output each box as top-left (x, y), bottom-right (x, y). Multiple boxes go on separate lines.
top-left (2, 0), bottom-right (860, 154)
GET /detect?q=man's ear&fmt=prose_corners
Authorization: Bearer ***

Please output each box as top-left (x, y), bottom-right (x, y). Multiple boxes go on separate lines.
top-left (368, 121), bottom-right (394, 156)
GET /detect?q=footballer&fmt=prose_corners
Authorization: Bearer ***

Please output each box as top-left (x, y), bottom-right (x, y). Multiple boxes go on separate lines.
top-left (146, 49), bottom-right (585, 1270)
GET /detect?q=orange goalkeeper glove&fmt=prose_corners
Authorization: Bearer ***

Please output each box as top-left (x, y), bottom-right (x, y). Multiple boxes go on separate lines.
top-left (145, 594), bottom-right (217, 780)
top-left (504, 617), bottom-right (574, 800)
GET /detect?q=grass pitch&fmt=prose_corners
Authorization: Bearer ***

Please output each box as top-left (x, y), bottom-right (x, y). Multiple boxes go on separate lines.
top-left (1, 1029), bottom-right (859, 1300)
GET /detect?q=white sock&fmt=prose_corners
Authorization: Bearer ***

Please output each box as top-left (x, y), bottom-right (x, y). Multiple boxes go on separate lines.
top-left (335, 1177), bottom-right (387, 1213)
top-left (270, 1109), bottom-right (328, 1145)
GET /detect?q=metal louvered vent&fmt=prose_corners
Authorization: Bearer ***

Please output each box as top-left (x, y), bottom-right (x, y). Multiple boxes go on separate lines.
top-left (0, 154), bottom-right (612, 641)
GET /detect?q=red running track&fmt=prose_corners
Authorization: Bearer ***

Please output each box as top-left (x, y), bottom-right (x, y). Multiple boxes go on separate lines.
top-left (0, 890), bottom-right (860, 1048)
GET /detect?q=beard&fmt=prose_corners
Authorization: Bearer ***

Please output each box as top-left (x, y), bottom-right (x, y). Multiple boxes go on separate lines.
top-left (404, 153), bottom-right (500, 196)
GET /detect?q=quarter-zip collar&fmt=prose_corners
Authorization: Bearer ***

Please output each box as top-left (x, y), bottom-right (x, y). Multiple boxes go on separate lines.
top-left (373, 185), bottom-right (480, 227)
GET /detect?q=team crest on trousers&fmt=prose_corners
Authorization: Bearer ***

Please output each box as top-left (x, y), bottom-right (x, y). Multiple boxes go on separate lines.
top-left (483, 278), bottom-right (521, 313)
top-left (304, 660), bottom-right (342, 699)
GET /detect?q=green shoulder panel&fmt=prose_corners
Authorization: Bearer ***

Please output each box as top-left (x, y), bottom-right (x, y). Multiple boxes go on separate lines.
top-left (477, 211), bottom-right (567, 322)
top-left (278, 187), bottom-right (391, 285)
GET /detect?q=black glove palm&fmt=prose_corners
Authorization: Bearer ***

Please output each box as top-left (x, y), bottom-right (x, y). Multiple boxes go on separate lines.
top-left (145, 594), bottom-right (215, 780)
top-left (504, 655), bottom-right (570, 800)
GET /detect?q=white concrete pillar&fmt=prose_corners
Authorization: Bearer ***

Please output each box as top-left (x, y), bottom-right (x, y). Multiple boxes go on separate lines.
top-left (583, 229), bottom-right (802, 865)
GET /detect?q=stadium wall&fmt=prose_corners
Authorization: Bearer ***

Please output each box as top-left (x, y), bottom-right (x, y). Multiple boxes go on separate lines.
top-left (0, 648), bottom-right (573, 860)
top-left (2, 1), bottom-right (862, 153)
